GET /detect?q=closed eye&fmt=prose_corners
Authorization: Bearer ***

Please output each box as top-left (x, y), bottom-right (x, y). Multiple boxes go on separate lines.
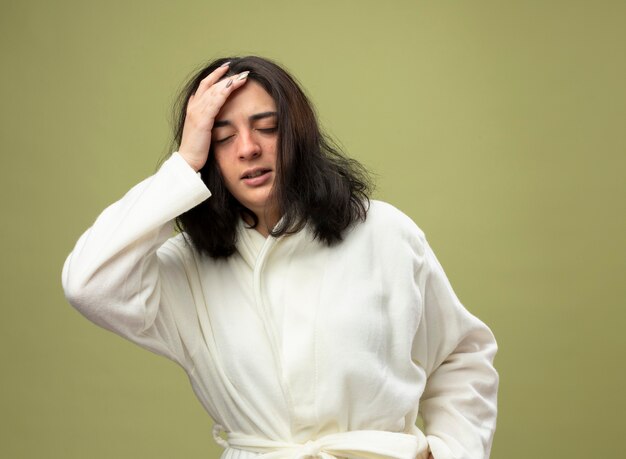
top-left (213, 135), bottom-right (234, 144)
top-left (256, 127), bottom-right (278, 134)
top-left (213, 126), bottom-right (277, 144)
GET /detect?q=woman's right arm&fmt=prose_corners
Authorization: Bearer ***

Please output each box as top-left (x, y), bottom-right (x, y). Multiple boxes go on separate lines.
top-left (61, 152), bottom-right (211, 360)
top-left (62, 64), bottom-right (250, 363)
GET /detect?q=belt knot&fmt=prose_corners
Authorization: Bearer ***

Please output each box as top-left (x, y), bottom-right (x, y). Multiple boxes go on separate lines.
top-left (297, 440), bottom-right (322, 458)
top-left (216, 426), bottom-right (430, 459)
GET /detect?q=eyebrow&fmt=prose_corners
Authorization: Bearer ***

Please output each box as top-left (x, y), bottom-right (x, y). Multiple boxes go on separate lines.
top-left (213, 111), bottom-right (278, 128)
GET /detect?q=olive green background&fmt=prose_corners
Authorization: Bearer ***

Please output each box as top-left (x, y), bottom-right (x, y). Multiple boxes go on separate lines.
top-left (1, 0), bottom-right (624, 458)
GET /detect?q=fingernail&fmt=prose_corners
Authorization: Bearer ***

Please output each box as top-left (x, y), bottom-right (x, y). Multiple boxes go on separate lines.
top-left (237, 71), bottom-right (250, 81)
top-left (220, 61), bottom-right (231, 68)
top-left (225, 79), bottom-right (233, 88)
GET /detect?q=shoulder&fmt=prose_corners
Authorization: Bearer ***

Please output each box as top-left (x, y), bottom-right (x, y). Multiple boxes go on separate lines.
top-left (157, 232), bottom-right (198, 266)
top-left (364, 200), bottom-right (426, 241)
top-left (159, 231), bottom-right (191, 250)
top-left (341, 200), bottom-right (427, 257)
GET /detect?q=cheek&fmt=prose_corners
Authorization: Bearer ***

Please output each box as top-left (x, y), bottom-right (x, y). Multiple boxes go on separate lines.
top-left (264, 138), bottom-right (278, 160)
top-left (213, 151), bottom-right (232, 177)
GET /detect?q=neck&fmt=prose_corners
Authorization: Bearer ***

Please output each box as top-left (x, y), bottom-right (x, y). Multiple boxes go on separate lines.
top-left (243, 209), bottom-right (280, 238)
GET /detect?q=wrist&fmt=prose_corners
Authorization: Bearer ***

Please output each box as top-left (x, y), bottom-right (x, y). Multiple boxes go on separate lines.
top-left (177, 150), bottom-right (205, 172)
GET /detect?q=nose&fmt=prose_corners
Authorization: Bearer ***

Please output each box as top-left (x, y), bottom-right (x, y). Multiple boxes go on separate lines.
top-left (237, 129), bottom-right (261, 160)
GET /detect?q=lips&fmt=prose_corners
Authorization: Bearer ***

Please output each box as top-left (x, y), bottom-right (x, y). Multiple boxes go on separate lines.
top-left (241, 167), bottom-right (272, 187)
top-left (241, 168), bottom-right (271, 180)
top-left (241, 169), bottom-right (270, 179)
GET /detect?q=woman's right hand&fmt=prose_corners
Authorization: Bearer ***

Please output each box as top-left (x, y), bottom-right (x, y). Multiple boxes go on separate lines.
top-left (178, 63), bottom-right (249, 172)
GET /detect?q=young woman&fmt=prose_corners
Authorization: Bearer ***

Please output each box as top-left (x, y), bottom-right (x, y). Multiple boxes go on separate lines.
top-left (62, 56), bottom-right (498, 459)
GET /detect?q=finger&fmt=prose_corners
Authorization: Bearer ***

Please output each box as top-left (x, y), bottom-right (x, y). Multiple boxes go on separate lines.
top-left (195, 71), bottom-right (250, 113)
top-left (221, 71), bottom-right (250, 94)
top-left (195, 62), bottom-right (231, 96)
top-left (187, 71), bottom-right (250, 128)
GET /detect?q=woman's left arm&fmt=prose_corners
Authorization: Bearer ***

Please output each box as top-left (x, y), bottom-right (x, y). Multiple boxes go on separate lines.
top-left (412, 240), bottom-right (499, 459)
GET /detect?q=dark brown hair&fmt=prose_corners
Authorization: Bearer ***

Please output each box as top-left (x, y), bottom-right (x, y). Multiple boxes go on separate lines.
top-left (171, 56), bottom-right (371, 258)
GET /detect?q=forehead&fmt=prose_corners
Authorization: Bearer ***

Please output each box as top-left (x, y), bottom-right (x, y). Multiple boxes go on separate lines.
top-left (216, 80), bottom-right (276, 121)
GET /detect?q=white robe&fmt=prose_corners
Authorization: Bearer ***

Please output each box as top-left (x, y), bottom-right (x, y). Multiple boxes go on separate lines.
top-left (62, 152), bottom-right (498, 459)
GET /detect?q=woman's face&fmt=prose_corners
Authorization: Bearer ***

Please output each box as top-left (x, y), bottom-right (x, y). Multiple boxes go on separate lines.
top-left (211, 80), bottom-right (279, 225)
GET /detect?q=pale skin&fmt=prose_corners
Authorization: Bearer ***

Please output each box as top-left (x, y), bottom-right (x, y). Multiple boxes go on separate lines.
top-left (178, 63), bottom-right (435, 459)
top-left (178, 63), bottom-right (245, 172)
top-left (178, 63), bottom-right (279, 236)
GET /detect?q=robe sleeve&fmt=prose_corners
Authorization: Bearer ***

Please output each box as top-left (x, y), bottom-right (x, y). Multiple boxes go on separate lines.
top-left (61, 152), bottom-right (211, 368)
top-left (411, 237), bottom-right (499, 459)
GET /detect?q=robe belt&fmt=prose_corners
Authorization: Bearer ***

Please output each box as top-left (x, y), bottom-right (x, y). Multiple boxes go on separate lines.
top-left (213, 424), bottom-right (430, 459)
